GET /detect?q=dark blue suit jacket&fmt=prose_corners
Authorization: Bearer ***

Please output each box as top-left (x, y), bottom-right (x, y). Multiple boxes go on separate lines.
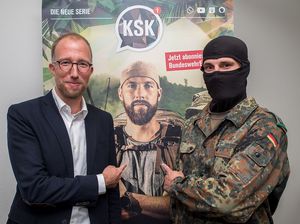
top-left (7, 91), bottom-right (121, 224)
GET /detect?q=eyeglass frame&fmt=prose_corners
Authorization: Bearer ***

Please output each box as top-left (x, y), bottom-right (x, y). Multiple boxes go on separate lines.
top-left (53, 60), bottom-right (93, 73)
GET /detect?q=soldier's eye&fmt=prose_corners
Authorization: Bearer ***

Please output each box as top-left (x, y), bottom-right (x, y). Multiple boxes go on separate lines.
top-left (203, 64), bottom-right (214, 73)
top-left (144, 83), bottom-right (154, 89)
top-left (220, 62), bottom-right (233, 69)
top-left (127, 83), bottom-right (137, 89)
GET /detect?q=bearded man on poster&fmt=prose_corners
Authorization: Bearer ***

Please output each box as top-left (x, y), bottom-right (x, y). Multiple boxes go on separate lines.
top-left (115, 61), bottom-right (182, 224)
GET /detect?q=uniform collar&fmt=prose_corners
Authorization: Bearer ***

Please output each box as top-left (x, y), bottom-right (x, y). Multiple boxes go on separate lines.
top-left (225, 97), bottom-right (258, 127)
top-left (193, 97), bottom-right (258, 136)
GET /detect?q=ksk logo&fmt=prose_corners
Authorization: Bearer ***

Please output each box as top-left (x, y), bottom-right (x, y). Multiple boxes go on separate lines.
top-left (115, 5), bottom-right (163, 52)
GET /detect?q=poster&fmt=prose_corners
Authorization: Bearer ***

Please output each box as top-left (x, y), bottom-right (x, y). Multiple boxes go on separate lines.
top-left (42, 0), bottom-right (233, 223)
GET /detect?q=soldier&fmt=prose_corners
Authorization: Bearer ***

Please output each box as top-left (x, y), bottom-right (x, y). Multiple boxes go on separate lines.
top-left (115, 61), bottom-right (182, 224)
top-left (162, 36), bottom-right (290, 224)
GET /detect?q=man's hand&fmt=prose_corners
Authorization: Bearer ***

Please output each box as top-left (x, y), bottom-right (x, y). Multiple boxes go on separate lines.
top-left (161, 163), bottom-right (184, 192)
top-left (103, 164), bottom-right (127, 188)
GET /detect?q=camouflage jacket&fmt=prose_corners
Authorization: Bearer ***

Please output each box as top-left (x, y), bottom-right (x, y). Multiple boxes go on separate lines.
top-left (170, 97), bottom-right (290, 224)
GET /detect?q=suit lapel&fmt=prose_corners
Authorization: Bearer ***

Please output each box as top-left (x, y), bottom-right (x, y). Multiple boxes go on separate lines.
top-left (41, 92), bottom-right (74, 177)
top-left (85, 109), bottom-right (98, 174)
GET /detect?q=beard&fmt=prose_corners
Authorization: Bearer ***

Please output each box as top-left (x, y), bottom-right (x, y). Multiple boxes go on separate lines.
top-left (56, 81), bottom-right (86, 99)
top-left (124, 99), bottom-right (158, 125)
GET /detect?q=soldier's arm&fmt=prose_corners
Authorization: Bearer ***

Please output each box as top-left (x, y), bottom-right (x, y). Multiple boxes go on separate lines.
top-left (121, 191), bottom-right (170, 219)
top-left (169, 117), bottom-right (289, 222)
top-left (135, 193), bottom-right (169, 218)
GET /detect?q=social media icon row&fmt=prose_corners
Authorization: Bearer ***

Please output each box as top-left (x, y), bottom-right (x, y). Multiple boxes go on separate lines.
top-left (187, 6), bottom-right (226, 14)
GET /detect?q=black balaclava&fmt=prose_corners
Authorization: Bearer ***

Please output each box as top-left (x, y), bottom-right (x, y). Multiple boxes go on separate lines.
top-left (201, 36), bottom-right (250, 112)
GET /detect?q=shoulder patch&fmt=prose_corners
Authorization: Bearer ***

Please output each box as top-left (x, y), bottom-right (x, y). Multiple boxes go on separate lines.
top-left (276, 122), bottom-right (287, 133)
top-left (268, 111), bottom-right (287, 133)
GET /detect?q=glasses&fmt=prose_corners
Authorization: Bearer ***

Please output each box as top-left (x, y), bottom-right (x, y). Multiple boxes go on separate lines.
top-left (54, 60), bottom-right (93, 73)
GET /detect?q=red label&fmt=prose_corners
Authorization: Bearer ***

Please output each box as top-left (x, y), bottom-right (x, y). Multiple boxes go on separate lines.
top-left (165, 50), bottom-right (203, 71)
top-left (153, 6), bottom-right (161, 14)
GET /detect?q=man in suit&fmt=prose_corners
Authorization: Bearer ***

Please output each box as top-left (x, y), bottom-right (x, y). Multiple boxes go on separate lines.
top-left (6, 33), bottom-right (126, 224)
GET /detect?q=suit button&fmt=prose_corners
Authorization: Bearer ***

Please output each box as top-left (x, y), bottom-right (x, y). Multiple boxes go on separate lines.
top-left (61, 219), bottom-right (67, 224)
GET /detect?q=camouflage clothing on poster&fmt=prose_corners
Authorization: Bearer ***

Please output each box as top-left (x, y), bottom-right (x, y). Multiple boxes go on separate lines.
top-left (169, 97), bottom-right (290, 224)
top-left (115, 122), bottom-right (181, 224)
top-left (185, 90), bottom-right (211, 119)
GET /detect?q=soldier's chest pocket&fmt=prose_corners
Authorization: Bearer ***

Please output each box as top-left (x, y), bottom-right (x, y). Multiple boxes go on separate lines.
top-left (179, 142), bottom-right (206, 175)
top-left (212, 140), bottom-right (236, 174)
top-left (228, 142), bottom-right (275, 185)
top-left (180, 142), bottom-right (206, 157)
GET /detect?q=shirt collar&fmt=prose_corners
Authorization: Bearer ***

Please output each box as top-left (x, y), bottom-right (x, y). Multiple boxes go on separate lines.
top-left (52, 88), bottom-right (88, 118)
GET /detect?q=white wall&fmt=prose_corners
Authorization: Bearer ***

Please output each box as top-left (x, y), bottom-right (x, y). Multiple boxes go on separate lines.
top-left (235, 1), bottom-right (300, 223)
top-left (0, 0), bottom-right (299, 223)
top-left (0, 1), bottom-right (43, 222)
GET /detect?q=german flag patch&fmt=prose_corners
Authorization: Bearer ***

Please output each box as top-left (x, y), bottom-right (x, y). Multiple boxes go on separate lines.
top-left (267, 133), bottom-right (278, 148)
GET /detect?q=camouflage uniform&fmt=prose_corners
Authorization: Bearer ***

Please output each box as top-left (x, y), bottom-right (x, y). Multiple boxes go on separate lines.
top-left (170, 97), bottom-right (290, 224)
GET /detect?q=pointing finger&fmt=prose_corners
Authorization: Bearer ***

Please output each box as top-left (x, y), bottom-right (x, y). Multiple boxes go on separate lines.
top-left (161, 163), bottom-right (172, 174)
top-left (118, 164), bottom-right (127, 172)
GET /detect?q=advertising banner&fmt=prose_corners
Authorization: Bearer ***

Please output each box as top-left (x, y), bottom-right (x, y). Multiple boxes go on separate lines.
top-left (42, 0), bottom-right (233, 223)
